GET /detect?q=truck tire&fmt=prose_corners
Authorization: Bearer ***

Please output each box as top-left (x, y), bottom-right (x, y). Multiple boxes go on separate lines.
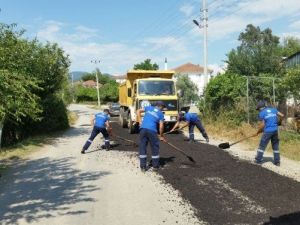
top-left (119, 108), bottom-right (127, 128)
top-left (128, 115), bottom-right (136, 134)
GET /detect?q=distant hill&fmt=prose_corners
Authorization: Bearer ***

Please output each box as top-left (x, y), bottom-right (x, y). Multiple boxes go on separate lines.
top-left (69, 71), bottom-right (87, 81)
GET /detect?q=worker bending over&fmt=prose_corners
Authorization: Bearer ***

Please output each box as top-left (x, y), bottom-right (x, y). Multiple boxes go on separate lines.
top-left (255, 101), bottom-right (284, 166)
top-left (81, 109), bottom-right (112, 154)
top-left (136, 101), bottom-right (166, 172)
top-left (170, 111), bottom-right (209, 143)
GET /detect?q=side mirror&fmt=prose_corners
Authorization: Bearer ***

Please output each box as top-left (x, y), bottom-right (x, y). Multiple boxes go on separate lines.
top-left (177, 89), bottom-right (184, 97)
top-left (128, 88), bottom-right (132, 97)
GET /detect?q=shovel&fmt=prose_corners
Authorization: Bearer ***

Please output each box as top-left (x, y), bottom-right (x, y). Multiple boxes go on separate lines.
top-left (165, 141), bottom-right (196, 163)
top-left (163, 124), bottom-right (188, 135)
top-left (218, 134), bottom-right (257, 149)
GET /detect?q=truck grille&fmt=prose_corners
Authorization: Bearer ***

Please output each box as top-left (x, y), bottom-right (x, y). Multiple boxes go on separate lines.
top-left (139, 100), bottom-right (178, 111)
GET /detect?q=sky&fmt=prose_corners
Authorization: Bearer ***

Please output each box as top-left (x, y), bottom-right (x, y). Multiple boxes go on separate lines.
top-left (1, 0), bottom-right (300, 75)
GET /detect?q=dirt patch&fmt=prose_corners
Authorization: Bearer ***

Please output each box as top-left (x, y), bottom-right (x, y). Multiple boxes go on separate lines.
top-left (111, 119), bottom-right (300, 225)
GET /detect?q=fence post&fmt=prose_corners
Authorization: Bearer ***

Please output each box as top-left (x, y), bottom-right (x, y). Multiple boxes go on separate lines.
top-left (272, 78), bottom-right (276, 105)
top-left (246, 77), bottom-right (250, 124)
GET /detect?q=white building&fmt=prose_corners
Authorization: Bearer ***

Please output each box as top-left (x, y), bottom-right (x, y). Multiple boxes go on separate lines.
top-left (112, 75), bottom-right (126, 84)
top-left (172, 63), bottom-right (213, 96)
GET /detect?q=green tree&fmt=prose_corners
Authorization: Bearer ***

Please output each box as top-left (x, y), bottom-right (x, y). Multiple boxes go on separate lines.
top-left (175, 74), bottom-right (199, 106)
top-left (281, 66), bottom-right (300, 102)
top-left (226, 24), bottom-right (282, 76)
top-left (204, 73), bottom-right (245, 111)
top-left (0, 23), bottom-right (70, 146)
top-left (81, 73), bottom-right (96, 81)
top-left (0, 70), bottom-right (41, 147)
top-left (75, 72), bottom-right (119, 103)
top-left (281, 37), bottom-right (300, 57)
top-left (134, 59), bottom-right (159, 70)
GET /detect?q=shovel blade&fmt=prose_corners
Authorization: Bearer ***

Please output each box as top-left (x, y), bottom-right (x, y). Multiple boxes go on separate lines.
top-left (218, 142), bottom-right (230, 149)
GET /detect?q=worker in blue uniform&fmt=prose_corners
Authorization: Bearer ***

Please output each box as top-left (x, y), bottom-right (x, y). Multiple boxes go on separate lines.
top-left (81, 109), bottom-right (112, 154)
top-left (255, 101), bottom-right (284, 166)
top-left (136, 101), bottom-right (166, 172)
top-left (170, 111), bottom-right (209, 143)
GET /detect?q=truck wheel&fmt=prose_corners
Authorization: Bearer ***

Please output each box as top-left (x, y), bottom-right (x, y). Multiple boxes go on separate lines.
top-left (119, 109), bottom-right (127, 128)
top-left (128, 116), bottom-right (136, 134)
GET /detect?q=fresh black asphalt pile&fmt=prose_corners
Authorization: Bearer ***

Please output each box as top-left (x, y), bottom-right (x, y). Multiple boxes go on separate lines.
top-left (110, 119), bottom-right (300, 225)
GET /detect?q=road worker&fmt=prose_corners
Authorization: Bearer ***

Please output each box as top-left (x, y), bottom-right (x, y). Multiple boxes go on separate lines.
top-left (136, 101), bottom-right (166, 172)
top-left (255, 101), bottom-right (284, 166)
top-left (170, 111), bottom-right (209, 143)
top-left (81, 109), bottom-right (112, 154)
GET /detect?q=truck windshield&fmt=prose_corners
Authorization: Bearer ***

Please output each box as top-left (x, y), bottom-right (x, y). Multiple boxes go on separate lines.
top-left (138, 80), bottom-right (175, 95)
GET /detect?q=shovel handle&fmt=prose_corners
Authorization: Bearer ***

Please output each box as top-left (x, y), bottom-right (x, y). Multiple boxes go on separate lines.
top-left (164, 124), bottom-right (188, 135)
top-left (165, 141), bottom-right (188, 156)
top-left (230, 133), bottom-right (257, 146)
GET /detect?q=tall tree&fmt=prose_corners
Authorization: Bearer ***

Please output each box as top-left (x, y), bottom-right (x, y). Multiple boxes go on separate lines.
top-left (226, 24), bottom-right (282, 76)
top-left (133, 59), bottom-right (159, 70)
top-left (175, 74), bottom-right (199, 106)
top-left (0, 70), bottom-right (41, 147)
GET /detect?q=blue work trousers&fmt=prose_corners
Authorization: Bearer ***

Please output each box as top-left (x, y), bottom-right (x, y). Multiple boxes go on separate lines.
top-left (139, 128), bottom-right (160, 168)
top-left (189, 119), bottom-right (208, 141)
top-left (255, 131), bottom-right (280, 163)
top-left (83, 126), bottom-right (110, 150)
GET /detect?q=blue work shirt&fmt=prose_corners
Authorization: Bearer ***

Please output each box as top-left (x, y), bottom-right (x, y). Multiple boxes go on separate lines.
top-left (180, 113), bottom-right (199, 123)
top-left (141, 106), bottom-right (164, 133)
top-left (94, 112), bottom-right (110, 128)
top-left (258, 107), bottom-right (278, 132)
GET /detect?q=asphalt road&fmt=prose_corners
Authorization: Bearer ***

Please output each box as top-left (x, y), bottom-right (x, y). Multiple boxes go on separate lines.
top-left (110, 113), bottom-right (300, 225)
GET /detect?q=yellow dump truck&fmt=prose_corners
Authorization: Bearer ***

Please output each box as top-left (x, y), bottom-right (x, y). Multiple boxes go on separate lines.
top-left (119, 70), bottom-right (180, 133)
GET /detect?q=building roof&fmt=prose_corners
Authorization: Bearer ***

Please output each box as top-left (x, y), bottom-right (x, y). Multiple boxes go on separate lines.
top-left (172, 63), bottom-right (213, 74)
top-left (286, 51), bottom-right (300, 60)
top-left (82, 80), bottom-right (103, 87)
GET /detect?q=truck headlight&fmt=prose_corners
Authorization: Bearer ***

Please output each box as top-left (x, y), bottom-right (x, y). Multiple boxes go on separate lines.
top-left (170, 116), bottom-right (177, 121)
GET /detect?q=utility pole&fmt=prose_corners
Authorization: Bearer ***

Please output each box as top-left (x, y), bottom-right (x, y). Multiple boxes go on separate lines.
top-left (202, 0), bottom-right (208, 86)
top-left (193, 0), bottom-right (209, 90)
top-left (91, 60), bottom-right (101, 108)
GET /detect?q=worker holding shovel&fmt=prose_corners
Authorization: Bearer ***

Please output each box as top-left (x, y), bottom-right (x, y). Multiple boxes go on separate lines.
top-left (255, 101), bottom-right (284, 166)
top-left (136, 101), bottom-right (166, 172)
top-left (170, 111), bottom-right (209, 143)
top-left (81, 109), bottom-right (112, 154)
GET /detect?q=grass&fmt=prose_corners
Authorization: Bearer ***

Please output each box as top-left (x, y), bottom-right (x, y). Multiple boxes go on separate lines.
top-left (0, 134), bottom-right (55, 161)
top-left (68, 111), bottom-right (79, 126)
top-left (0, 110), bottom-right (79, 174)
top-left (203, 118), bottom-right (300, 161)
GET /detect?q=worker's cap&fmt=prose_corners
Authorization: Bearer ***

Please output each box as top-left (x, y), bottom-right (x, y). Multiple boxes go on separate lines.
top-left (156, 101), bottom-right (166, 107)
top-left (256, 101), bottom-right (266, 110)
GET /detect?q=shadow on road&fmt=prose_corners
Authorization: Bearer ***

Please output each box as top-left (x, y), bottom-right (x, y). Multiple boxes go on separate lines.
top-left (0, 156), bottom-right (110, 225)
top-left (263, 211), bottom-right (300, 225)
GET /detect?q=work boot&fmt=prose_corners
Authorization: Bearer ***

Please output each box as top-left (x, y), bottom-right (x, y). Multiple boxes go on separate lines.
top-left (152, 167), bottom-right (159, 172)
top-left (140, 166), bottom-right (147, 172)
top-left (205, 138), bottom-right (209, 143)
top-left (274, 162), bottom-right (280, 167)
top-left (81, 149), bottom-right (85, 154)
top-left (188, 139), bottom-right (195, 143)
top-left (254, 159), bottom-right (263, 165)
